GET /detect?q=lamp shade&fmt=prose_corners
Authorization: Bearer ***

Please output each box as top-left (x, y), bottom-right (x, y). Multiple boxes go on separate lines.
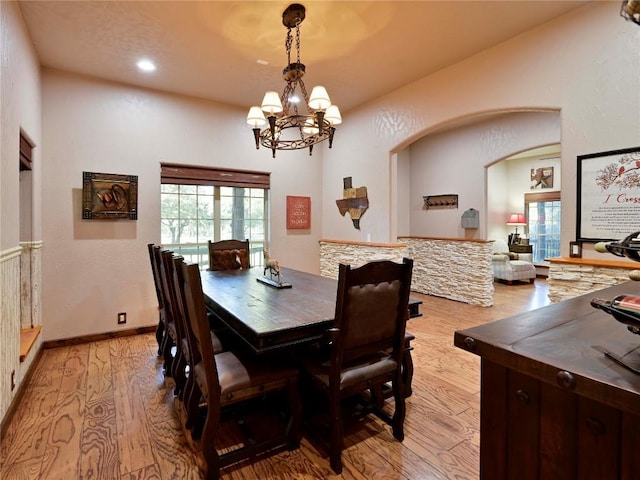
top-left (302, 118), bottom-right (319, 135)
top-left (308, 86), bottom-right (331, 110)
top-left (246, 106), bottom-right (267, 128)
top-left (507, 213), bottom-right (527, 225)
top-left (261, 91), bottom-right (283, 115)
top-left (624, 0), bottom-right (640, 16)
top-left (325, 105), bottom-right (342, 125)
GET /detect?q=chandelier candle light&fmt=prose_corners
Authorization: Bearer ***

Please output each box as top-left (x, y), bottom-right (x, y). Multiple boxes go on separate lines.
top-left (247, 3), bottom-right (341, 158)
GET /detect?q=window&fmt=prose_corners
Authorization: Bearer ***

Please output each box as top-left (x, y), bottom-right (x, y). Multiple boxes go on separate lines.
top-left (525, 191), bottom-right (561, 263)
top-left (160, 164), bottom-right (270, 268)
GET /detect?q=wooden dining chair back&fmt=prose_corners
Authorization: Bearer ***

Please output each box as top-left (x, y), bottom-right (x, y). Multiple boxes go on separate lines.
top-left (180, 261), bottom-right (302, 479)
top-left (305, 257), bottom-right (413, 474)
top-left (171, 255), bottom-right (227, 435)
top-left (151, 245), bottom-right (177, 374)
top-left (208, 239), bottom-right (250, 271)
top-left (160, 249), bottom-right (192, 396)
top-left (147, 244), bottom-right (166, 355)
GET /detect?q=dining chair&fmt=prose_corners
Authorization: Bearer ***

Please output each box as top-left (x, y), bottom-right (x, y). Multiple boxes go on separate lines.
top-left (207, 239), bottom-right (250, 271)
top-left (171, 255), bottom-right (228, 436)
top-left (303, 257), bottom-right (414, 474)
top-left (147, 243), bottom-right (166, 356)
top-left (152, 245), bottom-right (176, 375)
top-left (180, 260), bottom-right (302, 479)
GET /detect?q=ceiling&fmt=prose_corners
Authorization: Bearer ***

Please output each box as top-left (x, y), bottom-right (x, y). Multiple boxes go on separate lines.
top-left (18, 1), bottom-right (592, 114)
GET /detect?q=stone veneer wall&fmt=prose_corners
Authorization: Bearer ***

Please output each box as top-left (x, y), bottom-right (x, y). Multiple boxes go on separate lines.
top-left (320, 237), bottom-right (494, 307)
top-left (319, 240), bottom-right (409, 279)
top-left (547, 257), bottom-right (638, 303)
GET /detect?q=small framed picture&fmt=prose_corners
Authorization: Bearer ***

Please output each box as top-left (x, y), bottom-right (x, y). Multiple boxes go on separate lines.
top-left (569, 241), bottom-right (582, 258)
top-left (286, 195), bottom-right (311, 229)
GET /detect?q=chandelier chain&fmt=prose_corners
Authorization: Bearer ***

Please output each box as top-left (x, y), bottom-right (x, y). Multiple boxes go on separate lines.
top-left (285, 28), bottom-right (293, 65)
top-left (295, 23), bottom-right (301, 64)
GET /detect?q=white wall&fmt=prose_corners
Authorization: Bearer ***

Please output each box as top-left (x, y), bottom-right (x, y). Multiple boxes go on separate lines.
top-left (1, 1), bottom-right (41, 249)
top-left (408, 111), bottom-right (560, 239)
top-left (40, 70), bottom-right (323, 341)
top-left (321, 2), bottom-right (639, 259)
top-left (0, 0), bottom-right (42, 427)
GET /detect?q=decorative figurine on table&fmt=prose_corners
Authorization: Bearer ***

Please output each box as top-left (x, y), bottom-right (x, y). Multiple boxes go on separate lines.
top-left (257, 249), bottom-right (291, 289)
top-left (590, 231), bottom-right (640, 373)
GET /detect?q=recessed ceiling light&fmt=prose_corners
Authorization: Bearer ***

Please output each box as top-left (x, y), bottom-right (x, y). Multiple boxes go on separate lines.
top-left (257, 59), bottom-right (269, 66)
top-left (137, 59), bottom-right (156, 72)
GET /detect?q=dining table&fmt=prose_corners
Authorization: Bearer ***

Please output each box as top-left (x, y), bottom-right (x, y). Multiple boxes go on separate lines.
top-left (201, 266), bottom-right (422, 355)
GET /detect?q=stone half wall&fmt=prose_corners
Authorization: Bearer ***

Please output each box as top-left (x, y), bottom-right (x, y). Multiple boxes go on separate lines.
top-left (547, 257), bottom-right (639, 303)
top-left (319, 237), bottom-right (494, 307)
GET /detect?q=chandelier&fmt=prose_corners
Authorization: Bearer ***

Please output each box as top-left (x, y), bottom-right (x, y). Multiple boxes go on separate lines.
top-left (621, 0), bottom-right (640, 25)
top-left (246, 3), bottom-right (341, 158)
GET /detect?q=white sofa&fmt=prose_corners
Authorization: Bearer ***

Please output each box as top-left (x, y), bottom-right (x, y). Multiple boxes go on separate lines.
top-left (491, 239), bottom-right (536, 284)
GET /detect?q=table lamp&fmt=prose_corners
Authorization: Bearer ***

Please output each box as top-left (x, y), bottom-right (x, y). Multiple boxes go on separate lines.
top-left (507, 213), bottom-right (527, 245)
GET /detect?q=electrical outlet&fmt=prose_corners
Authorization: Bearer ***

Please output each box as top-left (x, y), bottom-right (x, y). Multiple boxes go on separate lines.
top-left (11, 370), bottom-right (15, 391)
top-left (118, 312), bottom-right (127, 324)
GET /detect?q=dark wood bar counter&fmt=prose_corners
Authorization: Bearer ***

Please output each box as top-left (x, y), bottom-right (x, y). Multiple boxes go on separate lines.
top-left (454, 281), bottom-right (640, 480)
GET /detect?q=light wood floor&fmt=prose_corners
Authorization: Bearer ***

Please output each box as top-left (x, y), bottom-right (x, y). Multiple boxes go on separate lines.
top-left (1, 279), bottom-right (550, 480)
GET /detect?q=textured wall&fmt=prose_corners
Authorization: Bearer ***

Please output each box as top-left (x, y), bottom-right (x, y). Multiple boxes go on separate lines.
top-left (548, 261), bottom-right (637, 303)
top-left (319, 240), bottom-right (408, 279)
top-left (321, 2), bottom-right (639, 254)
top-left (0, 249), bottom-right (21, 428)
top-left (320, 237), bottom-right (494, 306)
top-left (402, 237), bottom-right (494, 307)
top-left (409, 111), bottom-right (560, 241)
top-left (40, 70), bottom-right (325, 342)
top-left (1, 1), bottom-right (43, 432)
top-left (20, 242), bottom-right (42, 329)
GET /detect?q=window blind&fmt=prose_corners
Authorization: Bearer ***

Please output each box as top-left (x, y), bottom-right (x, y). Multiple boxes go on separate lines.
top-left (160, 163), bottom-right (270, 189)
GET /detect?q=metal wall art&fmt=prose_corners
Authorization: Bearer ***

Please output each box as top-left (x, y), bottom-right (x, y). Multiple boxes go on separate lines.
top-left (336, 177), bottom-right (369, 229)
top-left (82, 171), bottom-right (138, 220)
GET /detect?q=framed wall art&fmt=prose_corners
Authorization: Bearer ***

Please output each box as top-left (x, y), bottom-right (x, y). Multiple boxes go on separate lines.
top-left (569, 241), bottom-right (582, 258)
top-left (577, 146), bottom-right (640, 242)
top-left (530, 166), bottom-right (554, 189)
top-left (82, 171), bottom-right (138, 220)
top-left (286, 195), bottom-right (311, 229)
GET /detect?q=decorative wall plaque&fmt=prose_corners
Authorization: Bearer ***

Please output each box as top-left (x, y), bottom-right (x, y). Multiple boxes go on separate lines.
top-left (82, 171), bottom-right (138, 220)
top-left (286, 195), bottom-right (311, 229)
top-left (530, 166), bottom-right (554, 189)
top-left (336, 176), bottom-right (369, 230)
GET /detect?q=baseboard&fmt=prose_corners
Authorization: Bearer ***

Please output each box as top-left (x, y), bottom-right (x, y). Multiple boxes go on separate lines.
top-left (1, 345), bottom-right (43, 441)
top-left (42, 325), bottom-right (158, 349)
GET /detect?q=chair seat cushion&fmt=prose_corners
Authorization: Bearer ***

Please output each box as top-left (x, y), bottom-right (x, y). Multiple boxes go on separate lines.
top-left (509, 260), bottom-right (535, 272)
top-left (306, 351), bottom-right (398, 391)
top-left (215, 351), bottom-right (298, 396)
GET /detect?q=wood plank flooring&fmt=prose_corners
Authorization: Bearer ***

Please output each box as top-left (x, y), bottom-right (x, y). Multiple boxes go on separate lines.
top-left (1, 279), bottom-right (550, 479)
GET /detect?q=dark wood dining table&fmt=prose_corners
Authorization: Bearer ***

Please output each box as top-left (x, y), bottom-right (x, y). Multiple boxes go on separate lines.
top-left (201, 266), bottom-right (422, 354)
